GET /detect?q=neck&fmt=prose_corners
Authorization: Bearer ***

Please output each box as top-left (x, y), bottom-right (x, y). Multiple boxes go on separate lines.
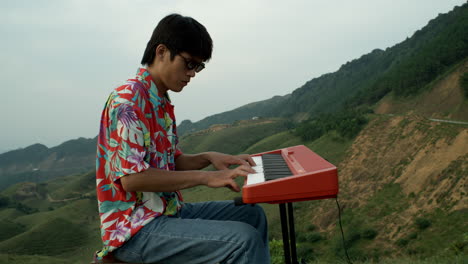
top-left (145, 64), bottom-right (168, 94)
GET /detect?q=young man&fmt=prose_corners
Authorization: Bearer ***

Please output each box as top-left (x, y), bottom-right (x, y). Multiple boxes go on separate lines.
top-left (95, 14), bottom-right (270, 263)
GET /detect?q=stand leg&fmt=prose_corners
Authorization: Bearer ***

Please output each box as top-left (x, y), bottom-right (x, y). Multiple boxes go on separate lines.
top-left (279, 203), bottom-right (291, 264)
top-left (287, 203), bottom-right (298, 264)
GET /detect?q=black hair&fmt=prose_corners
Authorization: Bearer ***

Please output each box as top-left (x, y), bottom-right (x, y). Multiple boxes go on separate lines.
top-left (141, 14), bottom-right (213, 66)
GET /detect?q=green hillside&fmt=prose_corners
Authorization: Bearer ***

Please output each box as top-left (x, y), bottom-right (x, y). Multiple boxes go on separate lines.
top-left (0, 137), bottom-right (97, 191)
top-left (178, 118), bottom-right (291, 154)
top-left (0, 176), bottom-right (101, 264)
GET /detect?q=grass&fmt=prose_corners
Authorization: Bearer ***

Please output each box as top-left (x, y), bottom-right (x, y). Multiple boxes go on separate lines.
top-left (270, 238), bottom-right (468, 264)
top-left (0, 208), bottom-right (23, 221)
top-left (403, 209), bottom-right (468, 258)
top-left (0, 170), bottom-right (106, 263)
top-left (47, 171), bottom-right (96, 200)
top-left (361, 183), bottom-right (409, 218)
top-left (0, 220), bottom-right (26, 241)
top-left (305, 131), bottom-right (354, 166)
top-left (0, 217), bottom-right (88, 256)
top-left (0, 254), bottom-right (68, 264)
top-left (244, 130), bottom-right (303, 154)
top-left (14, 198), bottom-right (98, 229)
top-left (178, 118), bottom-right (289, 154)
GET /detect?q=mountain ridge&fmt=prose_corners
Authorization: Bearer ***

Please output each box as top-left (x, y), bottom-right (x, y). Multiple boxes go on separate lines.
top-left (0, 137), bottom-right (97, 190)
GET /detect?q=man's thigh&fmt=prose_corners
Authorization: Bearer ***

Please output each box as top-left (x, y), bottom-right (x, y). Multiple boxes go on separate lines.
top-left (114, 212), bottom-right (263, 264)
top-left (180, 201), bottom-right (267, 231)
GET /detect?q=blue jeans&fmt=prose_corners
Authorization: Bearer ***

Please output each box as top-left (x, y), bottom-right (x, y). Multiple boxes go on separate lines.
top-left (114, 201), bottom-right (270, 264)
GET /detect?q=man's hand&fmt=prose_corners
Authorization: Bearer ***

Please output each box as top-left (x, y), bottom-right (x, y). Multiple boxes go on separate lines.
top-left (205, 165), bottom-right (255, 192)
top-left (207, 152), bottom-right (256, 170)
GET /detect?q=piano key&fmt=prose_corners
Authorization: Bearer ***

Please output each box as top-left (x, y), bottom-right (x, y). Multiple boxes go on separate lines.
top-left (266, 168), bottom-right (289, 172)
top-left (246, 172), bottom-right (265, 185)
top-left (252, 156), bottom-right (263, 166)
top-left (265, 175), bottom-right (291, 181)
top-left (264, 165), bottom-right (289, 170)
top-left (246, 153), bottom-right (293, 185)
top-left (265, 171), bottom-right (292, 176)
top-left (252, 166), bottom-right (264, 173)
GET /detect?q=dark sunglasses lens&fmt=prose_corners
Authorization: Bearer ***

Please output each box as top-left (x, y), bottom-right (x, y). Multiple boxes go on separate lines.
top-left (185, 61), bottom-right (194, 70)
top-left (184, 58), bottom-right (204, 72)
top-left (195, 64), bottom-right (205, 72)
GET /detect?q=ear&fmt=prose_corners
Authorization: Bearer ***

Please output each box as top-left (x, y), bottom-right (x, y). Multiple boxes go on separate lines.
top-left (155, 44), bottom-right (167, 60)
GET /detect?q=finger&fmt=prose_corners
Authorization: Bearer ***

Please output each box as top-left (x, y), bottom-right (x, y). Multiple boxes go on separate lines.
top-left (239, 164), bottom-right (256, 174)
top-left (246, 156), bottom-right (256, 166)
top-left (229, 158), bottom-right (248, 166)
top-left (237, 154), bottom-right (252, 163)
top-left (234, 166), bottom-right (254, 175)
top-left (227, 181), bottom-right (240, 192)
top-left (216, 164), bottom-right (229, 170)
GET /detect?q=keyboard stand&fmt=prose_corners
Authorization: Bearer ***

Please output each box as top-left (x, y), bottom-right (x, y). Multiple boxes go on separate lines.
top-left (279, 203), bottom-right (299, 264)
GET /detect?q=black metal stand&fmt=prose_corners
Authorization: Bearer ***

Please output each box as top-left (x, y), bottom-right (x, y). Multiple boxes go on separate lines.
top-left (279, 203), bottom-right (298, 264)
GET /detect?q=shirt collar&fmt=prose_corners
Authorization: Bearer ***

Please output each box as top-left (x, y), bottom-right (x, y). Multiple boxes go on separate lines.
top-left (135, 67), bottom-right (172, 103)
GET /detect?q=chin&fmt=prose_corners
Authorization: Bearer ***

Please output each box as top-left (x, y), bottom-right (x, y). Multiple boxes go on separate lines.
top-left (171, 87), bottom-right (184, 93)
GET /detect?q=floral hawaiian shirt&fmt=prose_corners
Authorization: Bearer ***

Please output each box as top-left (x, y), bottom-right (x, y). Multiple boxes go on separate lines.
top-left (95, 68), bottom-right (183, 259)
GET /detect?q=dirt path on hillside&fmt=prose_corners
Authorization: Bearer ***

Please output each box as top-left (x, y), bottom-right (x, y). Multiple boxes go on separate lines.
top-left (47, 194), bottom-right (80, 203)
top-left (428, 118), bottom-right (468, 125)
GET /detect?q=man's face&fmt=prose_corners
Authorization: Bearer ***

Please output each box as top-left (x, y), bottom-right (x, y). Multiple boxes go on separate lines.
top-left (158, 50), bottom-right (203, 93)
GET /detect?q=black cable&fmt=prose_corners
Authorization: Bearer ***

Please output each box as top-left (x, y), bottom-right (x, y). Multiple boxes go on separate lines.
top-left (336, 197), bottom-right (353, 264)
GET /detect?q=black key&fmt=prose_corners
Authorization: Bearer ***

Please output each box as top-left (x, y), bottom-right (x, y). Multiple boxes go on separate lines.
top-left (262, 154), bottom-right (292, 181)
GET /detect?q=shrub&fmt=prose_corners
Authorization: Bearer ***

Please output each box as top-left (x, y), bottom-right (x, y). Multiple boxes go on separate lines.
top-left (415, 217), bottom-right (431, 230)
top-left (297, 232), bottom-right (323, 243)
top-left (408, 232), bottom-right (418, 240)
top-left (306, 224), bottom-right (317, 232)
top-left (14, 202), bottom-right (38, 214)
top-left (362, 228), bottom-right (378, 240)
top-left (297, 244), bottom-right (315, 262)
top-left (0, 196), bottom-right (10, 208)
top-left (306, 232), bottom-right (323, 243)
top-left (460, 72), bottom-right (468, 98)
top-left (396, 238), bottom-right (409, 247)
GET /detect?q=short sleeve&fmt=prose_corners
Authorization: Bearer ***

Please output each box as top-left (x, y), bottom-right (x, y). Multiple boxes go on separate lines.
top-left (174, 147), bottom-right (183, 160)
top-left (108, 103), bottom-right (150, 181)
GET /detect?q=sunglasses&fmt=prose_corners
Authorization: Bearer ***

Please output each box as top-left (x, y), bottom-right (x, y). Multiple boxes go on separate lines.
top-left (178, 54), bottom-right (205, 73)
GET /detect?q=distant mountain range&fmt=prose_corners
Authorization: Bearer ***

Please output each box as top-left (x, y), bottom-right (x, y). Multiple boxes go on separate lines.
top-left (0, 137), bottom-right (96, 190)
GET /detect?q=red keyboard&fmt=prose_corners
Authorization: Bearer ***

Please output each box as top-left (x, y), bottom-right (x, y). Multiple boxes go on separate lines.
top-left (242, 145), bottom-right (339, 204)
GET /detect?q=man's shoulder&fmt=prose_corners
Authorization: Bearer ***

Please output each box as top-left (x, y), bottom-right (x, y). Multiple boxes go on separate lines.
top-left (109, 78), bottom-right (149, 104)
top-left (115, 78), bottom-right (147, 95)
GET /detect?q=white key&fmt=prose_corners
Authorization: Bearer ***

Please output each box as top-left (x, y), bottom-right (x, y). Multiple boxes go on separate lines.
top-left (252, 166), bottom-right (264, 173)
top-left (252, 156), bottom-right (263, 166)
top-left (246, 172), bottom-right (265, 185)
top-left (245, 156), bottom-right (266, 185)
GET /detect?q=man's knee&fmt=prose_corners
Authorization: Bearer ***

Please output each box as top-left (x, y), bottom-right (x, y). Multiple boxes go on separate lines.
top-left (230, 221), bottom-right (262, 241)
top-left (242, 204), bottom-right (267, 227)
top-left (227, 221), bottom-right (267, 263)
top-left (250, 204), bottom-right (266, 217)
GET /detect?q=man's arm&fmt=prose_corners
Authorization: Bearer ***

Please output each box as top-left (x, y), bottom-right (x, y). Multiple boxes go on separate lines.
top-left (120, 164), bottom-right (255, 193)
top-left (121, 152), bottom-right (257, 193)
top-left (174, 153), bottom-right (212, 171)
top-left (175, 152), bottom-right (256, 171)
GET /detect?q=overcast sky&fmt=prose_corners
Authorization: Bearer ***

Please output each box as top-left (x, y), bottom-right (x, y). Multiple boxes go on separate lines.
top-left (0, 0), bottom-right (465, 154)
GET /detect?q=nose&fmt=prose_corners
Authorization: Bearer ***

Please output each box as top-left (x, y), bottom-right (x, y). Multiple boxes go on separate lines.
top-left (187, 69), bottom-right (196, 78)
